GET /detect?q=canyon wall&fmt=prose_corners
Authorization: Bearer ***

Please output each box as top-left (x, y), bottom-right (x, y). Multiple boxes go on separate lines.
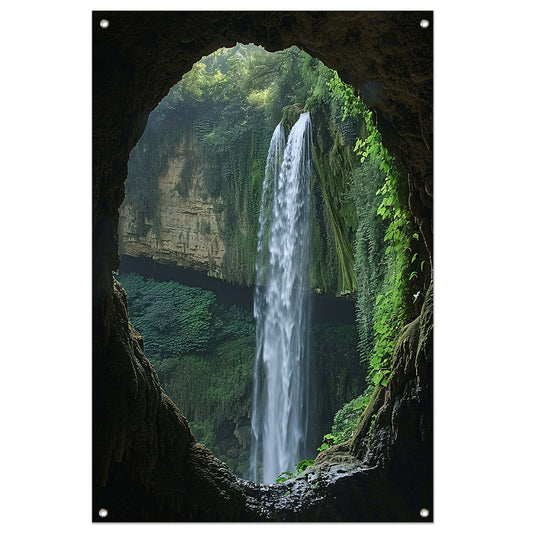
top-left (115, 44), bottom-right (371, 294)
top-left (118, 133), bottom-right (226, 277)
top-left (117, 102), bottom-right (360, 295)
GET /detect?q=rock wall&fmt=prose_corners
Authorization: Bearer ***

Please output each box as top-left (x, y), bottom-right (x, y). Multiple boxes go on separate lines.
top-left (117, 78), bottom-right (360, 293)
top-left (118, 134), bottom-right (225, 277)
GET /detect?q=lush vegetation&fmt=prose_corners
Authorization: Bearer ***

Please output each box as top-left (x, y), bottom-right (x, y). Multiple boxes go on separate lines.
top-left (116, 271), bottom-right (363, 478)
top-left (118, 272), bottom-right (254, 359)
top-left (122, 44), bottom-right (425, 481)
top-left (330, 72), bottom-right (419, 388)
top-left (305, 74), bottom-right (424, 460)
top-left (274, 72), bottom-right (424, 479)
top-left (125, 44), bottom-right (359, 293)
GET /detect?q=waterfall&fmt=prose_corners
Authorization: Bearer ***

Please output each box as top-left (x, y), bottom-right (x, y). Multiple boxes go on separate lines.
top-left (250, 113), bottom-right (313, 484)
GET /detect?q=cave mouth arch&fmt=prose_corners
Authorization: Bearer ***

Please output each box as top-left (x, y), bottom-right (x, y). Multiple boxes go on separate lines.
top-left (117, 41), bottom-right (370, 482)
top-left (93, 11), bottom-right (432, 522)
top-left (93, 10), bottom-right (433, 301)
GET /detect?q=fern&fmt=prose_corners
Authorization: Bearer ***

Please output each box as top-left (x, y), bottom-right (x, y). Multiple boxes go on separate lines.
top-left (329, 72), bottom-right (414, 387)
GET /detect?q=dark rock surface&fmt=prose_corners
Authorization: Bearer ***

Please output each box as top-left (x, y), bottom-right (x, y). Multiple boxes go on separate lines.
top-left (93, 11), bottom-right (433, 521)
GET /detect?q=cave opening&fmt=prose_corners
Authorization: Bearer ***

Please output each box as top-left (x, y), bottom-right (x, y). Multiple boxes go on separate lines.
top-left (93, 11), bottom-right (432, 522)
top-left (116, 42), bottom-right (372, 482)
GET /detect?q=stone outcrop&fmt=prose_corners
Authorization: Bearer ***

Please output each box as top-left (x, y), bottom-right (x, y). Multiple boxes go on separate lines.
top-left (93, 280), bottom-right (250, 521)
top-left (93, 11), bottom-right (433, 521)
top-left (238, 284), bottom-right (433, 521)
top-left (118, 136), bottom-right (225, 277)
top-left (94, 273), bottom-right (432, 521)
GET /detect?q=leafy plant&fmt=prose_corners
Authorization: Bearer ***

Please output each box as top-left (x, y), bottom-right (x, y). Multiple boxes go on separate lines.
top-left (116, 272), bottom-right (256, 360)
top-left (316, 387), bottom-right (373, 451)
top-left (328, 72), bottom-right (414, 387)
top-left (276, 471), bottom-right (294, 484)
top-left (275, 459), bottom-right (316, 483)
top-left (317, 433), bottom-right (335, 452)
top-left (296, 459), bottom-right (315, 473)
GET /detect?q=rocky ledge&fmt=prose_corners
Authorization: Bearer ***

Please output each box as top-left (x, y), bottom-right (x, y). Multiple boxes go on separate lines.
top-left (94, 279), bottom-right (432, 521)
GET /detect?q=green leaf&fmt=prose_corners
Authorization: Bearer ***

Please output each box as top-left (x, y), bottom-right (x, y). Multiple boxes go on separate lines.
top-left (372, 372), bottom-right (382, 385)
top-left (296, 459), bottom-right (315, 473)
top-left (323, 433), bottom-right (335, 443)
top-left (276, 471), bottom-right (294, 484)
top-left (370, 355), bottom-right (381, 368)
top-left (352, 395), bottom-right (368, 411)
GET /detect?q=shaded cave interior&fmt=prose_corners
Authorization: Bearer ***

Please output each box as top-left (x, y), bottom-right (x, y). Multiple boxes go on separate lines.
top-left (93, 11), bottom-right (433, 522)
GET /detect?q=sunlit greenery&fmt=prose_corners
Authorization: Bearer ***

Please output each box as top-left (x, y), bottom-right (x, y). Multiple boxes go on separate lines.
top-left (314, 74), bottom-right (418, 450)
top-left (117, 271), bottom-right (362, 478)
top-left (329, 73), bottom-right (414, 388)
top-left (125, 44), bottom-right (358, 293)
top-left (122, 44), bottom-right (424, 480)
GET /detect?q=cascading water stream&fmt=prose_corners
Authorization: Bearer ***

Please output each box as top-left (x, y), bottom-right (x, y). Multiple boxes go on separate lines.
top-left (250, 113), bottom-right (313, 484)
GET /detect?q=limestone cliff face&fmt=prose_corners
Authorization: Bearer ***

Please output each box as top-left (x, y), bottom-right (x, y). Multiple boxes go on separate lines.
top-left (118, 135), bottom-right (225, 278)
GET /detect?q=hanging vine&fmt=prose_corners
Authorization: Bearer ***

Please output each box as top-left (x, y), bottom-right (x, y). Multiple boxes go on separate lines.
top-left (328, 72), bottom-right (414, 388)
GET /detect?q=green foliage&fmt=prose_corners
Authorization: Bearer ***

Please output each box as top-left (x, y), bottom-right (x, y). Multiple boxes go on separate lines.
top-left (311, 138), bottom-right (357, 294)
top-left (311, 322), bottom-right (356, 355)
top-left (153, 334), bottom-right (255, 478)
top-left (311, 73), bottom-right (420, 454)
top-left (125, 125), bottom-right (166, 237)
top-left (317, 433), bottom-right (335, 452)
top-left (276, 472), bottom-right (294, 484)
top-left (310, 321), bottom-right (365, 429)
top-left (164, 336), bottom-right (255, 419)
top-left (120, 272), bottom-right (257, 477)
top-left (188, 419), bottom-right (216, 451)
top-left (296, 459), bottom-right (315, 473)
top-left (315, 386), bottom-right (373, 452)
top-left (125, 44), bottom-right (362, 294)
top-left (345, 161), bottom-right (387, 364)
top-left (116, 272), bottom-right (254, 359)
top-left (329, 72), bottom-right (415, 387)
top-left (332, 390), bottom-right (372, 441)
top-left (275, 459), bottom-right (316, 483)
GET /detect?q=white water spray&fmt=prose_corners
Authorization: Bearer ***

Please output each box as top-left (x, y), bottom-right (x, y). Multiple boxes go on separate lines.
top-left (250, 113), bottom-right (313, 484)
